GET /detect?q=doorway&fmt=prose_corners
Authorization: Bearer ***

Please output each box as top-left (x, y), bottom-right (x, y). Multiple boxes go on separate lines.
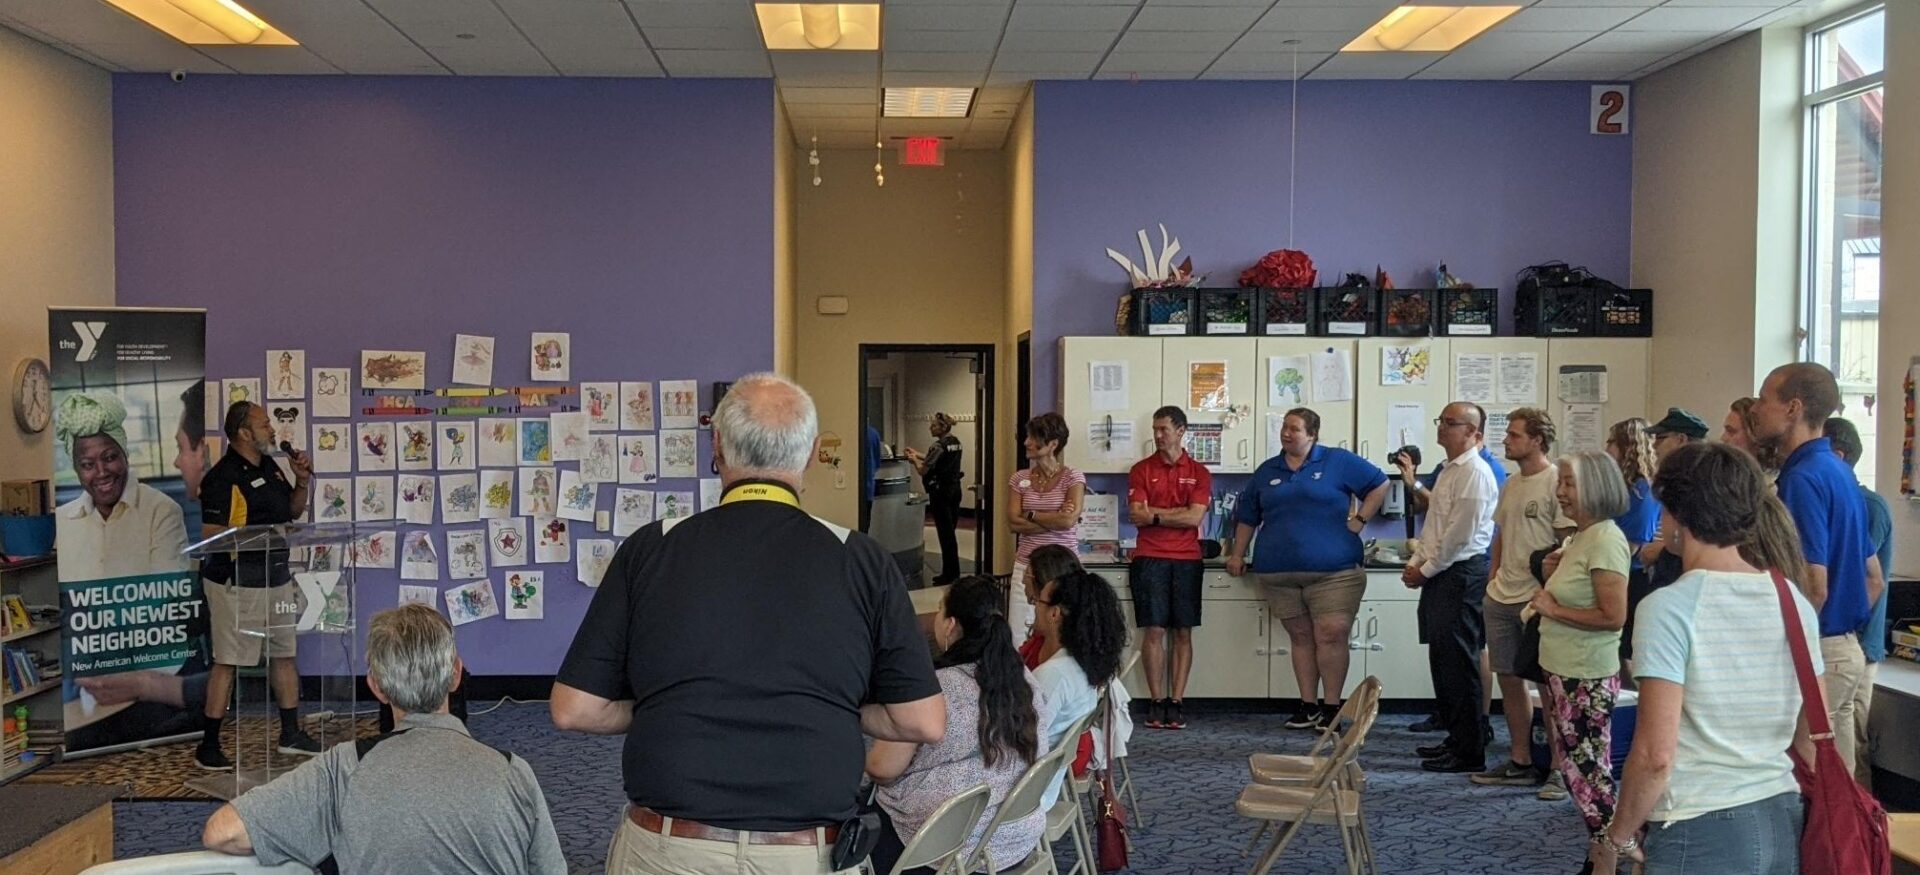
top-left (858, 344), bottom-right (996, 588)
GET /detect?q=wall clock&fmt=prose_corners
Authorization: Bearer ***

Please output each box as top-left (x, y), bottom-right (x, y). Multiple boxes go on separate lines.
top-left (13, 358), bottom-right (51, 433)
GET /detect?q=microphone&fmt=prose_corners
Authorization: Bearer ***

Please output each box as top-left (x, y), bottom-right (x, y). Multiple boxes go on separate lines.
top-left (279, 440), bottom-right (296, 456)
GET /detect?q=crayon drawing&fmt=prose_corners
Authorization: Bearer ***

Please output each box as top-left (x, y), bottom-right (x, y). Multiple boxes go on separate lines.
top-left (362, 349), bottom-right (427, 390)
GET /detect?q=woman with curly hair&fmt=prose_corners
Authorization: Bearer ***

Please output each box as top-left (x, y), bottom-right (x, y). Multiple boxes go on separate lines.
top-left (1031, 569), bottom-right (1127, 806)
top-left (1606, 418), bottom-right (1661, 664)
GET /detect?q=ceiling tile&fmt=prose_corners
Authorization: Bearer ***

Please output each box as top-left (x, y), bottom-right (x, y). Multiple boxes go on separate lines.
top-left (1144, 0), bottom-right (1274, 6)
top-left (1577, 30), bottom-right (1722, 54)
top-left (622, 1), bottom-right (754, 29)
top-left (1530, 0), bottom-right (1661, 6)
top-left (990, 51), bottom-right (1103, 73)
top-left (1007, 5), bottom-right (1136, 31)
top-left (770, 50), bottom-right (879, 81)
top-left (69, 43), bottom-right (234, 74)
top-left (1498, 7), bottom-right (1644, 32)
top-left (1233, 31), bottom-right (1363, 53)
top-left (985, 70), bottom-right (1072, 85)
top-left (1413, 49), bottom-right (1559, 79)
top-left (1518, 50), bottom-right (1669, 78)
top-left (880, 117), bottom-right (969, 135)
top-left (886, 4), bottom-right (1015, 32)
top-left (656, 48), bottom-right (772, 76)
top-left (783, 85), bottom-right (880, 102)
top-left (496, 0), bottom-right (631, 28)
top-left (1451, 30), bottom-right (1594, 55)
top-left (1308, 51), bottom-right (1444, 79)
top-left (884, 51), bottom-right (994, 72)
top-left (1252, 5), bottom-right (1393, 33)
top-left (1099, 51), bottom-right (1213, 73)
top-left (365, 0), bottom-right (503, 26)
top-left (784, 102), bottom-right (878, 118)
top-left (1202, 50), bottom-right (1333, 78)
top-left (1615, 6), bottom-right (1778, 30)
top-left (427, 41), bottom-right (557, 75)
top-left (195, 46), bottom-right (342, 74)
top-left (883, 70), bottom-right (987, 86)
top-left (642, 27), bottom-right (763, 50)
top-left (1112, 29), bottom-right (1239, 54)
top-left (882, 27), bottom-right (1003, 52)
top-left (975, 84), bottom-right (1027, 103)
top-left (1129, 5), bottom-right (1265, 31)
top-left (998, 28), bottom-right (1118, 51)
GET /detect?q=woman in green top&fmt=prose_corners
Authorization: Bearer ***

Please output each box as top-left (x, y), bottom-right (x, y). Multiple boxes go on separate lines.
top-left (1529, 451), bottom-right (1632, 875)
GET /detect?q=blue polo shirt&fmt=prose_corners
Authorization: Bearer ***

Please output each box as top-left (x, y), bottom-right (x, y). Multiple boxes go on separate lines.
top-left (1776, 437), bottom-right (1874, 637)
top-left (1861, 486), bottom-right (1894, 662)
top-left (1615, 477), bottom-right (1662, 571)
top-left (1236, 445), bottom-right (1387, 573)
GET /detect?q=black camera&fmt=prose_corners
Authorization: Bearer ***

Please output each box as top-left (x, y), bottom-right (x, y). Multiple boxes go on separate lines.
top-left (1386, 445), bottom-right (1422, 469)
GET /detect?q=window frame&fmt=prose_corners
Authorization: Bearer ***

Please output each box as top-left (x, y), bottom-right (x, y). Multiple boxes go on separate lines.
top-left (1797, 2), bottom-right (1885, 366)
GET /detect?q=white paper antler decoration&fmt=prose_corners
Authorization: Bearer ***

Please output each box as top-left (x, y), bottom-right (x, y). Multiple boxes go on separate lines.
top-left (1106, 223), bottom-right (1187, 287)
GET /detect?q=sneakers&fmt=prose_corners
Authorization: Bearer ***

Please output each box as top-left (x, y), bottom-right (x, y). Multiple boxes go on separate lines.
top-left (1143, 699), bottom-right (1167, 729)
top-left (278, 728), bottom-right (323, 757)
top-left (1283, 703), bottom-right (1324, 731)
top-left (1469, 760), bottom-right (1541, 787)
top-left (1165, 700), bottom-right (1187, 730)
top-left (194, 743), bottom-right (233, 771)
top-left (1538, 771), bottom-right (1569, 801)
top-left (1408, 715), bottom-right (1445, 732)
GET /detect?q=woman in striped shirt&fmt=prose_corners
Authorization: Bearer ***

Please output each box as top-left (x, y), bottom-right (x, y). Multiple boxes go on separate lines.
top-left (1007, 413), bottom-right (1085, 633)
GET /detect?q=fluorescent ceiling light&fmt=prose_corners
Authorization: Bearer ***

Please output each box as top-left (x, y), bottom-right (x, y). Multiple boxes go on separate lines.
top-left (1342, 5), bottom-right (1519, 52)
top-left (755, 4), bottom-right (881, 51)
top-left (101, 0), bottom-right (297, 45)
top-left (883, 88), bottom-right (976, 118)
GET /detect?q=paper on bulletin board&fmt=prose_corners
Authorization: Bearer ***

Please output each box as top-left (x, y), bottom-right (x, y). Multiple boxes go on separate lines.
top-left (1380, 343), bottom-right (1431, 387)
top-left (1088, 419), bottom-right (1135, 462)
top-left (1486, 409), bottom-right (1511, 443)
top-left (1081, 493), bottom-right (1120, 541)
top-left (1386, 403), bottom-right (1427, 452)
top-left (1089, 361), bottom-right (1128, 412)
top-left (1563, 403), bottom-right (1605, 454)
top-left (1558, 365), bottom-right (1608, 404)
top-left (1189, 361), bottom-right (1230, 411)
top-left (1498, 354), bottom-right (1540, 404)
top-left (1455, 353), bottom-right (1495, 403)
top-left (1184, 424), bottom-right (1224, 466)
top-left (1268, 355), bottom-right (1310, 407)
top-left (1266, 413), bottom-right (1287, 453)
top-left (1311, 348), bottom-right (1354, 403)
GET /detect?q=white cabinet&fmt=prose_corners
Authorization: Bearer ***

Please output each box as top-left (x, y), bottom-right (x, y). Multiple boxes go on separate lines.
top-left (1450, 338), bottom-right (1550, 476)
top-left (1545, 339), bottom-right (1653, 454)
top-left (1116, 595), bottom-right (1272, 699)
top-left (1059, 337), bottom-right (1164, 474)
top-left (1255, 338), bottom-right (1357, 462)
top-left (1356, 337), bottom-right (1454, 473)
top-left (1161, 338), bottom-right (1261, 472)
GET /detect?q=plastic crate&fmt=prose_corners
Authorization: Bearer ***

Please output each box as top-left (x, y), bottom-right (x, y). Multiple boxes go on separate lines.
top-left (1125, 288), bottom-right (1196, 336)
top-left (1257, 287), bottom-right (1317, 336)
top-left (1196, 288), bottom-right (1256, 336)
top-left (1532, 286), bottom-right (1594, 337)
top-left (1438, 287), bottom-right (1499, 336)
top-left (1593, 288), bottom-right (1653, 338)
top-left (1316, 286), bottom-right (1376, 336)
top-left (1377, 288), bottom-right (1438, 338)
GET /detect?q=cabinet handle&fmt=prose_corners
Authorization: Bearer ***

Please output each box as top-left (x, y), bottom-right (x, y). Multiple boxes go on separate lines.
top-left (1360, 440), bottom-right (1369, 458)
top-left (1367, 615), bottom-right (1379, 639)
top-left (1237, 438), bottom-right (1249, 461)
top-left (1369, 642), bottom-right (1385, 652)
top-left (1257, 610), bottom-right (1267, 638)
top-left (1348, 639), bottom-right (1365, 651)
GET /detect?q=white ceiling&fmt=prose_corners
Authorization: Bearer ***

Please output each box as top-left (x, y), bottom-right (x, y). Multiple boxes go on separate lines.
top-left (0, 0), bottom-right (1840, 149)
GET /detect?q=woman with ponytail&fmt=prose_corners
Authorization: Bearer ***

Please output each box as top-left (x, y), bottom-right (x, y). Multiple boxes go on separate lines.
top-left (1031, 569), bottom-right (1129, 807)
top-left (868, 576), bottom-right (1054, 875)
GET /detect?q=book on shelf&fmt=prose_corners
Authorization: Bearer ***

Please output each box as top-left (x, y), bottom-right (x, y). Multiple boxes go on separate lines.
top-left (1, 595), bottom-right (28, 635)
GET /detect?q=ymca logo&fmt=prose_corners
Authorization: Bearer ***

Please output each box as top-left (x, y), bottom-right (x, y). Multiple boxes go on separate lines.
top-left (70, 321), bottom-right (108, 362)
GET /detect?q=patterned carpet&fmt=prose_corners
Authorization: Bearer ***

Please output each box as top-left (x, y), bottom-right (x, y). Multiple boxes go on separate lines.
top-left (110, 702), bottom-right (1595, 874)
top-left (23, 714), bottom-right (380, 799)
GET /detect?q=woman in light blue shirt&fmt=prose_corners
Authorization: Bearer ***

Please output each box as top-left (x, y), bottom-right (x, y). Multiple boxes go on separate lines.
top-left (1029, 569), bottom-right (1126, 807)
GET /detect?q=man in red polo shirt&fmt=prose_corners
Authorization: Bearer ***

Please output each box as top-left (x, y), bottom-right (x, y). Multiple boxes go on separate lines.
top-left (1127, 406), bottom-right (1213, 729)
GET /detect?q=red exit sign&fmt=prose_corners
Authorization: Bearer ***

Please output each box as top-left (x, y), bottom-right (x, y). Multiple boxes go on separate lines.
top-left (900, 137), bottom-right (944, 166)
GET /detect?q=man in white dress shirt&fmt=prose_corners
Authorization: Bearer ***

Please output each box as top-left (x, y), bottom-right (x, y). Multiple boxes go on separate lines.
top-left (1403, 401), bottom-right (1500, 773)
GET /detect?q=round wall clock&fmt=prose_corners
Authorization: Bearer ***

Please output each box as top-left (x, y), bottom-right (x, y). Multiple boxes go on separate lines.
top-left (13, 358), bottom-right (51, 433)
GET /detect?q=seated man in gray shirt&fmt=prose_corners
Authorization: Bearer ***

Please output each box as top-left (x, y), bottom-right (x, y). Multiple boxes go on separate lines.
top-left (202, 604), bottom-right (565, 875)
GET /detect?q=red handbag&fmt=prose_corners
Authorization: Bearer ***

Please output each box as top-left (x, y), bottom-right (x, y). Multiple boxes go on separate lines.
top-left (1769, 570), bottom-right (1891, 875)
top-left (1094, 697), bottom-right (1129, 873)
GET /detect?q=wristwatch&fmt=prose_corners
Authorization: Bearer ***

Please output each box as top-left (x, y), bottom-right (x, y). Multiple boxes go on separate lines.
top-left (1024, 510), bottom-right (1036, 522)
top-left (1151, 513), bottom-right (1161, 527)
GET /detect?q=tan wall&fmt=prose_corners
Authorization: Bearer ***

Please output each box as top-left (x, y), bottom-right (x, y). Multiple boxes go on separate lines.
top-left (1000, 92), bottom-right (1037, 574)
top-left (0, 27), bottom-right (115, 484)
top-left (1879, 0), bottom-right (1919, 576)
top-left (773, 100), bottom-right (798, 377)
top-left (795, 150), bottom-right (1009, 534)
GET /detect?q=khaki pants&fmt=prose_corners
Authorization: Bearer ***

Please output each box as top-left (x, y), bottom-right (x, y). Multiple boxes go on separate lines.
top-left (607, 811), bottom-right (857, 875)
top-left (1818, 634), bottom-right (1867, 777)
top-left (1853, 660), bottom-right (1878, 786)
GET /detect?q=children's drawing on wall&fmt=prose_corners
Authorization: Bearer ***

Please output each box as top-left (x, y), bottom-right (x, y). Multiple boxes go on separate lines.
top-left (660, 380), bottom-right (698, 429)
top-left (401, 530), bottom-right (439, 580)
top-left (520, 466), bottom-right (556, 517)
top-left (581, 433), bottom-right (618, 484)
top-left (452, 334), bottom-right (495, 386)
top-left (657, 490), bottom-right (695, 522)
top-left (581, 382), bottom-right (618, 430)
top-left (316, 478), bottom-right (351, 522)
top-left (518, 417), bottom-right (551, 464)
top-left (504, 571), bottom-right (543, 620)
top-left (398, 474), bottom-right (436, 525)
top-left (270, 403), bottom-right (307, 451)
top-left (479, 417), bottom-right (516, 467)
top-left (311, 367), bottom-right (350, 418)
top-left (488, 517), bottom-right (527, 567)
top-left (399, 585), bottom-right (438, 610)
top-left (361, 350), bottom-right (427, 391)
top-left (267, 350), bottom-right (306, 400)
top-left (661, 430), bottom-right (698, 478)
top-left (549, 411), bottom-right (589, 462)
top-left (535, 516), bottom-right (570, 563)
top-left (615, 487), bottom-right (654, 537)
top-left (1381, 344), bottom-right (1431, 387)
top-left (530, 332), bottom-right (570, 382)
top-left (446, 529), bottom-right (488, 579)
top-left (311, 424), bottom-right (350, 473)
top-left (620, 381), bottom-right (654, 431)
top-left (398, 421), bottom-right (434, 470)
top-left (357, 422), bottom-right (395, 471)
top-left (557, 469), bottom-right (596, 522)
top-left (223, 378), bottom-right (261, 409)
top-left (577, 539), bottom-right (615, 588)
top-left (440, 473), bottom-right (479, 525)
top-left (619, 434), bottom-right (657, 484)
top-left (445, 579), bottom-right (499, 627)
top-left (480, 469), bottom-right (514, 519)
top-left (351, 529), bottom-right (396, 570)
top-left (356, 475), bottom-right (394, 522)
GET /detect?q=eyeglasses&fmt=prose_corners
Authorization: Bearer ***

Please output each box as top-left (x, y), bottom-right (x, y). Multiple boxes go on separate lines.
top-left (1434, 418), bottom-right (1472, 430)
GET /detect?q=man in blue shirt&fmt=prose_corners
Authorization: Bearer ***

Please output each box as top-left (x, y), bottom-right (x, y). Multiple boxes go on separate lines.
top-left (1750, 362), bottom-right (1885, 776)
top-left (1824, 416), bottom-right (1895, 784)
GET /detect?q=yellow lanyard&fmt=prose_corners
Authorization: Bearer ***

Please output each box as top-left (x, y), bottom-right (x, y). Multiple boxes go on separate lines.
top-left (719, 481), bottom-right (801, 508)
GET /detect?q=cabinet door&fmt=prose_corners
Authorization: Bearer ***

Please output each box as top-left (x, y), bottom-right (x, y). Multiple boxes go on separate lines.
top-left (1161, 338), bottom-right (1259, 473)
top-left (1355, 338), bottom-right (1453, 477)
top-left (1255, 338), bottom-right (1357, 462)
top-left (1059, 337), bottom-right (1163, 474)
top-left (1185, 601), bottom-right (1270, 698)
top-left (1449, 338), bottom-right (1549, 477)
top-left (1362, 599), bottom-right (1433, 699)
top-left (1545, 339), bottom-right (1651, 455)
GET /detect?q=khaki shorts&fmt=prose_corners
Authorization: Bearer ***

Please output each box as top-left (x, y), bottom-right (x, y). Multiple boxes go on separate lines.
top-left (206, 581), bottom-right (298, 666)
top-left (1483, 595), bottom-right (1528, 675)
top-left (1256, 568), bottom-right (1367, 621)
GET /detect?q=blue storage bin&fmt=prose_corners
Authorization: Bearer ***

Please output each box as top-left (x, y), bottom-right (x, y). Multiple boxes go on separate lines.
top-left (0, 514), bottom-right (55, 558)
top-left (1529, 688), bottom-right (1639, 779)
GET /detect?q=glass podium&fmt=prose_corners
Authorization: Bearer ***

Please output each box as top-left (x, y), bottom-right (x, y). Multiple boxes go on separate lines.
top-left (183, 522), bottom-right (360, 800)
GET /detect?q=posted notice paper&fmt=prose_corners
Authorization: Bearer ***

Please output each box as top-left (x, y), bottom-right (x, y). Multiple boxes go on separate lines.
top-left (1498, 353), bottom-right (1540, 404)
top-left (1455, 353), bottom-right (1495, 404)
top-left (1089, 361), bottom-right (1128, 412)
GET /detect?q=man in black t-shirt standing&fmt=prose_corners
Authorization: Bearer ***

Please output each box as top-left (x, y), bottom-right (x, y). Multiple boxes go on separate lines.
top-left (196, 402), bottom-right (321, 771)
top-left (553, 373), bottom-right (945, 875)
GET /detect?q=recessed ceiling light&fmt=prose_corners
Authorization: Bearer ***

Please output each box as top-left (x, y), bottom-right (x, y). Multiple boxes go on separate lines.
top-left (754, 4), bottom-right (881, 51)
top-left (883, 87), bottom-right (975, 118)
top-left (100, 0), bottom-right (298, 46)
top-left (1341, 5), bottom-right (1520, 53)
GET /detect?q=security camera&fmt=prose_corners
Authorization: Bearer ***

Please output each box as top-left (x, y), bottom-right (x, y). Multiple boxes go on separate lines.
top-left (169, 69), bottom-right (186, 83)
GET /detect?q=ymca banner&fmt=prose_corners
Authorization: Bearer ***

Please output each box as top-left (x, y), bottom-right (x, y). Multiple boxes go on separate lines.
top-left (48, 307), bottom-right (210, 756)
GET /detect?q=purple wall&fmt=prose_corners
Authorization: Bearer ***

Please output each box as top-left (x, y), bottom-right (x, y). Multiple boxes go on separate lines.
top-left (113, 75), bottom-right (775, 675)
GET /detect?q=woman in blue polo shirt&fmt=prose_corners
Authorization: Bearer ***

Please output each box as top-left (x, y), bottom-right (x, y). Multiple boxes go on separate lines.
top-left (1227, 408), bottom-right (1389, 730)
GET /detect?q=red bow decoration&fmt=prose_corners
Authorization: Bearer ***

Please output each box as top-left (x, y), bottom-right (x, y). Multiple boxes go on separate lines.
top-left (1239, 249), bottom-right (1316, 289)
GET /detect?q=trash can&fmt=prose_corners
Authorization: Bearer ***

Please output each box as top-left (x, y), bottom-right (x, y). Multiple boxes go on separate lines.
top-left (867, 459), bottom-right (927, 587)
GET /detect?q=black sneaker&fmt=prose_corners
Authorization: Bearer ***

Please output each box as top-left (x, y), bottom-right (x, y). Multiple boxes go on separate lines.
top-left (1283, 704), bottom-right (1323, 731)
top-left (1319, 701), bottom-right (1344, 728)
top-left (1408, 715), bottom-right (1445, 732)
top-left (1143, 699), bottom-right (1167, 729)
top-left (1165, 700), bottom-right (1187, 730)
top-left (194, 744), bottom-right (232, 771)
top-left (1469, 760), bottom-right (1541, 787)
top-left (278, 728), bottom-right (322, 756)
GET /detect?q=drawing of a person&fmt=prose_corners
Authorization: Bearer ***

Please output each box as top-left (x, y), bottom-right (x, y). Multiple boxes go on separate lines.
top-left (321, 484), bottom-right (347, 519)
top-left (533, 339), bottom-right (563, 374)
top-left (588, 388), bottom-right (609, 419)
top-left (443, 427), bottom-right (467, 465)
top-left (628, 441), bottom-right (648, 473)
top-left (530, 470), bottom-right (554, 514)
top-left (275, 351), bottom-right (296, 395)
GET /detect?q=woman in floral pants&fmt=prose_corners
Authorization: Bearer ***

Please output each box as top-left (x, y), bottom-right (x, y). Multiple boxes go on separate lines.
top-left (1531, 452), bottom-right (1632, 875)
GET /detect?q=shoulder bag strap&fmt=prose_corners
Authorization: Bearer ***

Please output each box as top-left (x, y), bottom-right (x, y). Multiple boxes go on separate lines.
top-left (1768, 569), bottom-right (1834, 740)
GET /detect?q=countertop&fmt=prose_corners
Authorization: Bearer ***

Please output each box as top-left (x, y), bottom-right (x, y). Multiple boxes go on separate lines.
top-left (0, 784), bottom-right (120, 859)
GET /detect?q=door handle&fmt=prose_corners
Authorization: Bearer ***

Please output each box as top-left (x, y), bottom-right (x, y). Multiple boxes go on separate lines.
top-left (1367, 615), bottom-right (1379, 639)
top-left (1360, 440), bottom-right (1369, 458)
top-left (1256, 610), bottom-right (1267, 638)
top-left (1348, 639), bottom-right (1366, 651)
top-left (1237, 438), bottom-right (1249, 461)
top-left (1369, 643), bottom-right (1385, 652)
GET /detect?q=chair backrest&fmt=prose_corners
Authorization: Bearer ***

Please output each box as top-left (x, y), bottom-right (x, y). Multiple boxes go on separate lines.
top-left (81, 852), bottom-right (315, 875)
top-left (1331, 677), bottom-right (1383, 787)
top-left (1118, 648), bottom-right (1141, 683)
top-left (891, 783), bottom-right (996, 875)
top-left (962, 725), bottom-right (1079, 873)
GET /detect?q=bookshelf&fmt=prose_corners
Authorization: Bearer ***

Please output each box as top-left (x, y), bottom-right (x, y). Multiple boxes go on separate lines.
top-left (1, 553), bottom-right (61, 784)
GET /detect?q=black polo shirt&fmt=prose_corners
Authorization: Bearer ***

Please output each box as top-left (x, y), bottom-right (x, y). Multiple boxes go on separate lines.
top-left (199, 449), bottom-right (297, 586)
top-left (556, 479), bottom-right (941, 831)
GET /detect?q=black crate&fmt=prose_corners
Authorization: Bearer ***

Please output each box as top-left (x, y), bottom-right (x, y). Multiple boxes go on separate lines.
top-left (1593, 288), bottom-right (1653, 337)
top-left (1257, 287), bottom-right (1317, 336)
top-left (1123, 288), bottom-right (1196, 336)
top-left (1196, 288), bottom-right (1256, 336)
top-left (1438, 287), bottom-right (1499, 336)
top-left (1315, 286), bottom-right (1376, 336)
top-left (1377, 288), bottom-right (1438, 338)
top-left (1533, 286), bottom-right (1594, 337)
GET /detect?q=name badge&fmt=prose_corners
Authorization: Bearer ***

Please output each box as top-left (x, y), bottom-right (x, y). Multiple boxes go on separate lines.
top-left (250, 478), bottom-right (267, 488)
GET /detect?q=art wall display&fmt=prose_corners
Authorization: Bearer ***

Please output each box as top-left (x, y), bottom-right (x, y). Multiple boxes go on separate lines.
top-left (361, 350), bottom-right (427, 391)
top-left (266, 350), bottom-right (306, 399)
top-left (311, 367), bottom-right (351, 418)
top-left (580, 382), bottom-right (618, 430)
top-left (661, 430), bottom-right (698, 478)
top-left (397, 474), bottom-right (436, 525)
top-left (504, 571), bottom-right (543, 620)
top-left (222, 377), bottom-right (261, 409)
top-left (534, 516), bottom-right (570, 564)
top-left (478, 418), bottom-right (517, 468)
top-left (517, 417), bottom-right (551, 464)
top-left (397, 421), bottom-right (434, 471)
top-left (577, 539), bottom-right (616, 588)
top-left (268, 402), bottom-right (307, 451)
top-left (445, 579), bottom-right (499, 626)
top-left (549, 412), bottom-right (589, 462)
top-left (400, 531), bottom-right (439, 580)
top-left (519, 467), bottom-right (557, 517)
top-left (479, 469), bottom-right (514, 519)
top-left (356, 422), bottom-right (395, 471)
top-left (618, 434), bottom-right (657, 484)
top-left (399, 585), bottom-right (438, 610)
top-left (620, 381), bottom-right (654, 431)
top-left (580, 433), bottom-right (618, 484)
top-left (314, 477), bottom-right (352, 522)
top-left (488, 518), bottom-right (527, 567)
top-left (440, 473), bottom-right (480, 525)
top-left (614, 488), bottom-right (654, 537)
top-left (660, 380), bottom-right (698, 429)
top-left (530, 332), bottom-right (570, 382)
top-left (451, 334), bottom-right (494, 386)
top-left (445, 529), bottom-right (489, 579)
top-left (355, 475), bottom-right (395, 522)
top-left (557, 469), bottom-right (596, 522)
top-left (311, 422), bottom-right (351, 472)
top-left (351, 530), bottom-right (397, 569)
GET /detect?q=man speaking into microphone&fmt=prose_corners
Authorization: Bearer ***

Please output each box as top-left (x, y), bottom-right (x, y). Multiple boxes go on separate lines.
top-left (194, 401), bottom-right (320, 771)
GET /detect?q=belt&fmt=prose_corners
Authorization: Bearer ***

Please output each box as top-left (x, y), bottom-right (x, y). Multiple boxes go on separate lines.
top-left (627, 806), bottom-right (839, 846)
